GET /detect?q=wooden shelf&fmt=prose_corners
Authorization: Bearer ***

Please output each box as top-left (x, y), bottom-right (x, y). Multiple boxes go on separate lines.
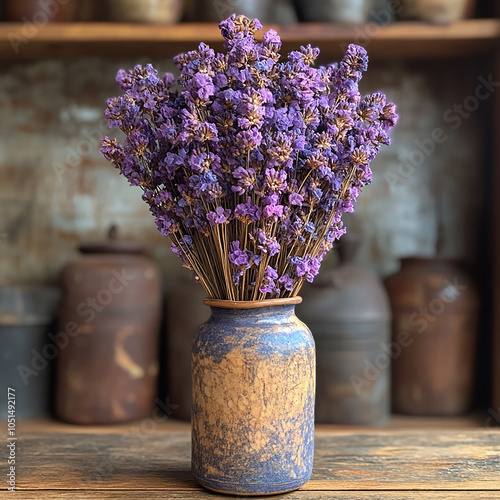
top-left (1, 19), bottom-right (500, 60)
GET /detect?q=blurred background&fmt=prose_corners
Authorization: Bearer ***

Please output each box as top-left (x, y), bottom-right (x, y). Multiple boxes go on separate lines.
top-left (1, 0), bottom-right (499, 428)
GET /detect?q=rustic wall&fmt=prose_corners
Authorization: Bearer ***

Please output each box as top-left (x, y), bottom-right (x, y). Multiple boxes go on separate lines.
top-left (350, 59), bottom-right (485, 277)
top-left (0, 56), bottom-right (487, 286)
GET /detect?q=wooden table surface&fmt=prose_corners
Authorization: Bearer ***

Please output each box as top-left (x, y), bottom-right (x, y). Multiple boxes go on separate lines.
top-left (1, 417), bottom-right (500, 499)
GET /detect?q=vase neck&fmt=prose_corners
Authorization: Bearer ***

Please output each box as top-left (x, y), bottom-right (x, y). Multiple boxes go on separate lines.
top-left (208, 304), bottom-right (297, 321)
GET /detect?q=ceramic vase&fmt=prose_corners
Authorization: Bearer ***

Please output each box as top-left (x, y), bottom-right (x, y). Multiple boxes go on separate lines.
top-left (191, 297), bottom-right (315, 495)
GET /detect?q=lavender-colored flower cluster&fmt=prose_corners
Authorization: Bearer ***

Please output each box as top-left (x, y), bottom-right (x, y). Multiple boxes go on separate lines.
top-left (101, 15), bottom-right (398, 301)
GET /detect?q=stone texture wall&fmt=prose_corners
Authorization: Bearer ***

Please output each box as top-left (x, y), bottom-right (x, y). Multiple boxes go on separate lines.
top-left (0, 56), bottom-right (488, 286)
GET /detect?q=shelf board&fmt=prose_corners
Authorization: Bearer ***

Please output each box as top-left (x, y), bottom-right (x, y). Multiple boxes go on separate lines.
top-left (1, 19), bottom-right (500, 60)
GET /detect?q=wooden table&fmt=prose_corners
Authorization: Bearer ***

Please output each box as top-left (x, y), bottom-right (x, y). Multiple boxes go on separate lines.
top-left (2, 418), bottom-right (500, 499)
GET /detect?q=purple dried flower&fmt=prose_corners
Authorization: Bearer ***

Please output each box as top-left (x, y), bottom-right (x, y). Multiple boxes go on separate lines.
top-left (207, 206), bottom-right (231, 226)
top-left (291, 255), bottom-right (320, 283)
top-left (289, 193), bottom-right (303, 206)
top-left (259, 266), bottom-right (279, 295)
top-left (264, 168), bottom-right (287, 193)
top-left (229, 241), bottom-right (250, 268)
top-left (235, 198), bottom-right (262, 222)
top-left (236, 128), bottom-right (262, 152)
top-left (262, 194), bottom-right (284, 220)
top-left (252, 229), bottom-right (280, 257)
top-left (278, 273), bottom-right (294, 292)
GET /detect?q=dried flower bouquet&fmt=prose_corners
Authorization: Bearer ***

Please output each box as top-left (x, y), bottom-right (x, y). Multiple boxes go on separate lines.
top-left (101, 15), bottom-right (398, 301)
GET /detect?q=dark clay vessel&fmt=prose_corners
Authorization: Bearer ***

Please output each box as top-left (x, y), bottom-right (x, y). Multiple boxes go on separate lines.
top-left (55, 240), bottom-right (161, 424)
top-left (0, 286), bottom-right (59, 418)
top-left (191, 297), bottom-right (315, 495)
top-left (297, 263), bottom-right (391, 425)
top-left (385, 257), bottom-right (479, 416)
top-left (166, 275), bottom-right (209, 421)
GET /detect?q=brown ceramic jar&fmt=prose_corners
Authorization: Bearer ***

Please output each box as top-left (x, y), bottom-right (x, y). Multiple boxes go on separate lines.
top-left (385, 257), bottom-right (479, 416)
top-left (55, 238), bottom-right (162, 424)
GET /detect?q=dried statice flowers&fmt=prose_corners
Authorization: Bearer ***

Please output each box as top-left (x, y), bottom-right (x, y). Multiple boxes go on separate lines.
top-left (101, 15), bottom-right (398, 300)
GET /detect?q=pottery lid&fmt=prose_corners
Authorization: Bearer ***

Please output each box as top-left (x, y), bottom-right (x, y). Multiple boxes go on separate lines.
top-left (78, 225), bottom-right (144, 255)
top-left (298, 263), bottom-right (391, 322)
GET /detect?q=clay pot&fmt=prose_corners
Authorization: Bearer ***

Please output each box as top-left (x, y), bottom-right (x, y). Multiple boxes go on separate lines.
top-left (398, 0), bottom-right (476, 23)
top-left (192, 297), bottom-right (314, 495)
top-left (54, 237), bottom-right (162, 424)
top-left (385, 257), bottom-right (479, 416)
top-left (297, 259), bottom-right (391, 425)
top-left (294, 0), bottom-right (371, 23)
top-left (166, 275), bottom-right (209, 421)
top-left (107, 0), bottom-right (184, 24)
top-left (0, 285), bottom-right (59, 418)
top-left (6, 0), bottom-right (78, 22)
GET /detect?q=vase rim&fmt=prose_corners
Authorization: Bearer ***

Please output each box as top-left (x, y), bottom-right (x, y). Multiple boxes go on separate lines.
top-left (204, 297), bottom-right (302, 309)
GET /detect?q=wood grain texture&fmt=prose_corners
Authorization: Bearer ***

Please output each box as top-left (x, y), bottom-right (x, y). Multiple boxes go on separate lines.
top-left (1, 425), bottom-right (499, 498)
top-left (14, 414), bottom-right (485, 435)
top-left (4, 492), bottom-right (500, 500)
top-left (1, 20), bottom-right (500, 60)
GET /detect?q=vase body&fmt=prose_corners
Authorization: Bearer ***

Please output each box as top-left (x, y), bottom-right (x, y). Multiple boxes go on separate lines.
top-left (166, 275), bottom-right (210, 420)
top-left (55, 241), bottom-right (162, 424)
top-left (385, 257), bottom-right (479, 416)
top-left (191, 298), bottom-right (315, 496)
top-left (297, 264), bottom-right (391, 425)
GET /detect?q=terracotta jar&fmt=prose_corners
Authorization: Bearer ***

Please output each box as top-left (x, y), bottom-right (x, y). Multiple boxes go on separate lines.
top-left (385, 257), bottom-right (479, 416)
top-left (166, 274), bottom-right (209, 421)
top-left (297, 257), bottom-right (391, 425)
top-left (0, 285), bottom-right (59, 418)
top-left (55, 237), bottom-right (162, 424)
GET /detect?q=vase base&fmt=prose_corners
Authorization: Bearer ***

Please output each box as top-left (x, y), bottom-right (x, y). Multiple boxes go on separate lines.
top-left (193, 474), bottom-right (308, 496)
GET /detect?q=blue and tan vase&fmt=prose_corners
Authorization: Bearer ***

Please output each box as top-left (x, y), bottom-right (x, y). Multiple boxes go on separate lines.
top-left (191, 297), bottom-right (315, 495)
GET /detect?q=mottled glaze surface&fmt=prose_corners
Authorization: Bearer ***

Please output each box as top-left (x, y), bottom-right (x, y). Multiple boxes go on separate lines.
top-left (191, 301), bottom-right (315, 495)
